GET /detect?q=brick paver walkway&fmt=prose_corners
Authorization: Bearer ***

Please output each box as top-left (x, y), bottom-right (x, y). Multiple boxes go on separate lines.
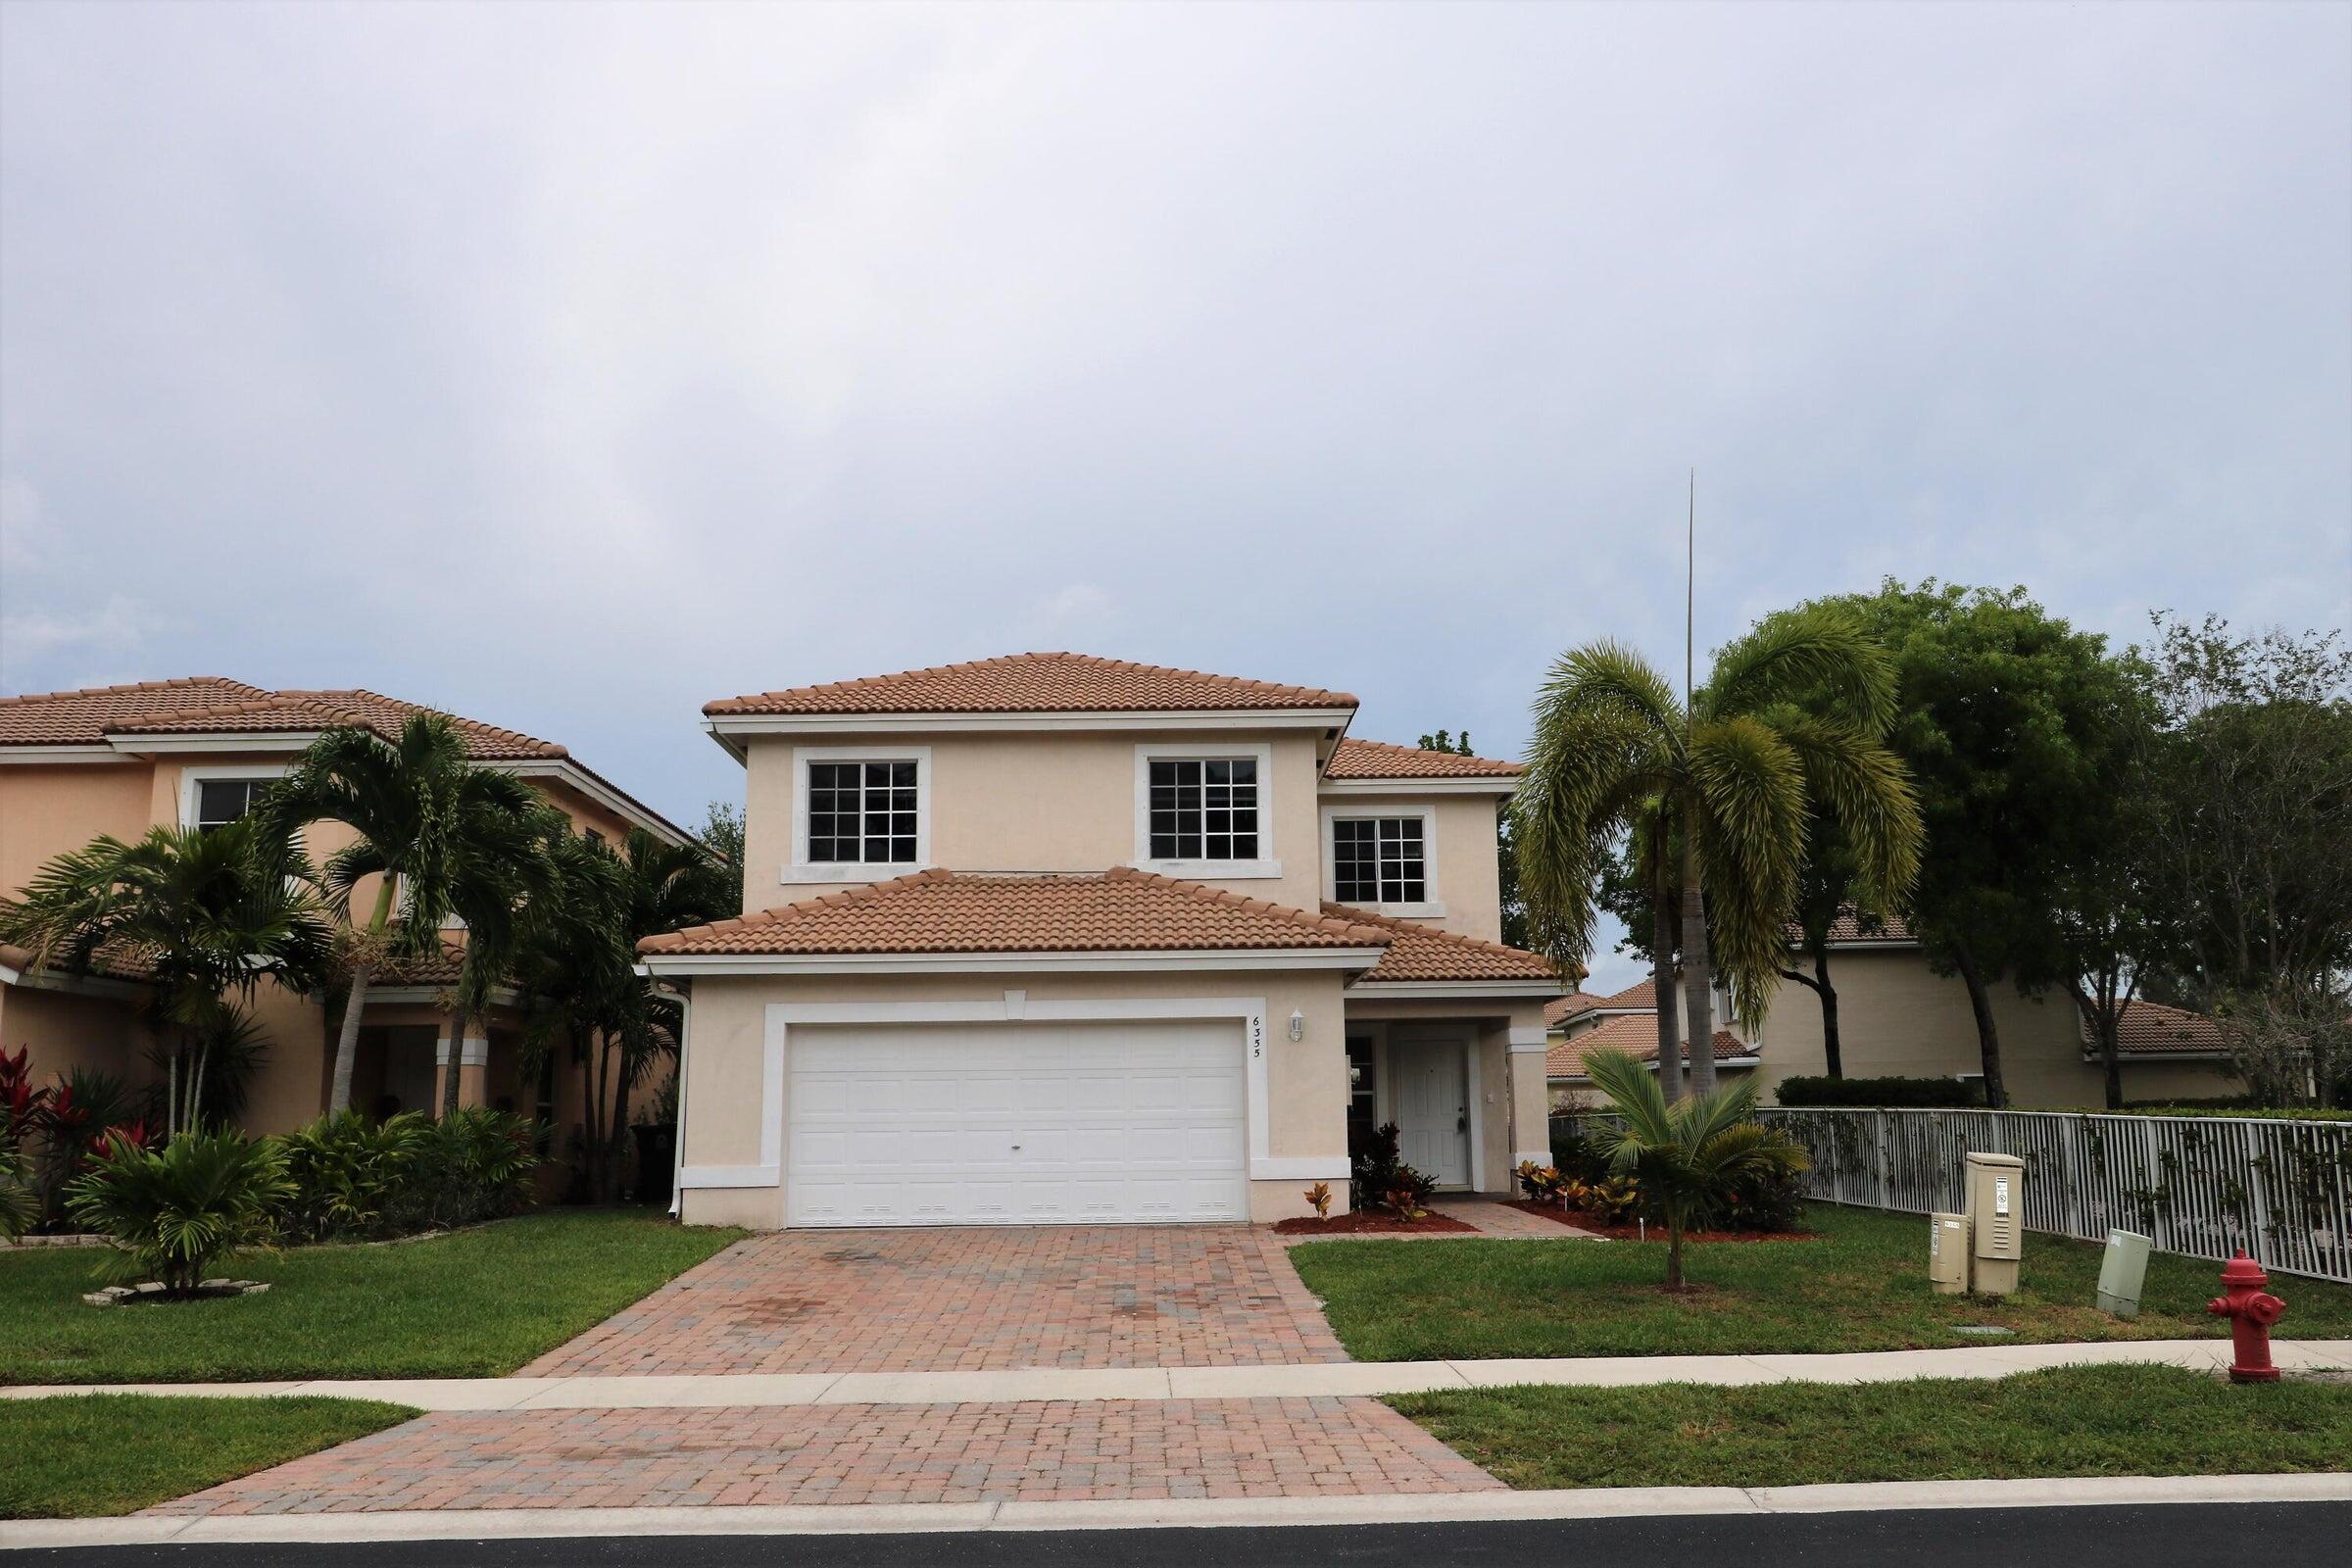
top-left (521, 1226), bottom-right (1348, 1375)
top-left (142, 1398), bottom-right (1500, 1514)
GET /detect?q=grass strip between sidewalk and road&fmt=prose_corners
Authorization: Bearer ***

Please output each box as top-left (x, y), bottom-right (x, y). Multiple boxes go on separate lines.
top-left (0, 1209), bottom-right (743, 1385)
top-left (0, 1394), bottom-right (418, 1519)
top-left (1389, 1364), bottom-right (2352, 1490)
top-left (1291, 1202), bottom-right (2352, 1361)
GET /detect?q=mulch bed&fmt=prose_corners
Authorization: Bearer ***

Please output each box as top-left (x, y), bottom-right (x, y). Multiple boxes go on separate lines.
top-left (1502, 1199), bottom-right (1822, 1243)
top-left (1274, 1210), bottom-right (1480, 1235)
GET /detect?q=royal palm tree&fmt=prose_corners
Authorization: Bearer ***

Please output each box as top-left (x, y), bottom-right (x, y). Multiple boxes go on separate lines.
top-left (1514, 609), bottom-right (1922, 1097)
top-left (1582, 1046), bottom-right (1810, 1290)
top-left (266, 714), bottom-right (548, 1115)
top-left (0, 820), bottom-right (331, 1134)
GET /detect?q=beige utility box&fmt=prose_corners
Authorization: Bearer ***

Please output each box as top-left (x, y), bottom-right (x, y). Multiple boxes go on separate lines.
top-left (1928, 1211), bottom-right (1969, 1295)
top-left (1963, 1151), bottom-right (2026, 1296)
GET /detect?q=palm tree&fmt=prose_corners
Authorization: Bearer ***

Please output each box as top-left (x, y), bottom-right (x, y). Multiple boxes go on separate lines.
top-left (266, 715), bottom-right (547, 1116)
top-left (1513, 610), bottom-right (1923, 1097)
top-left (514, 826), bottom-right (729, 1200)
top-left (0, 820), bottom-right (331, 1134)
top-left (1581, 1046), bottom-right (1810, 1290)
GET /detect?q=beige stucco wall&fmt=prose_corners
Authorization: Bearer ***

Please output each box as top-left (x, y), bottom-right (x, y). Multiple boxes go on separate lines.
top-left (0, 981), bottom-right (151, 1089)
top-left (674, 965), bottom-right (1352, 1228)
top-left (1753, 949), bottom-right (2238, 1108)
top-left (1315, 791), bottom-right (1505, 942)
top-left (0, 762), bottom-right (157, 900)
top-left (740, 730), bottom-right (1333, 917)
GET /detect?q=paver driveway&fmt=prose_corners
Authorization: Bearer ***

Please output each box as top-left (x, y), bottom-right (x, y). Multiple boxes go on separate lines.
top-left (521, 1224), bottom-right (1348, 1375)
top-left (142, 1397), bottom-right (1498, 1514)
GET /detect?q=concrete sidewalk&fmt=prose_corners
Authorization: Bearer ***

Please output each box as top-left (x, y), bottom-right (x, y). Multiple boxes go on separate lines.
top-left (5, 1471), bottom-right (2347, 1551)
top-left (7, 1337), bottom-right (2348, 1410)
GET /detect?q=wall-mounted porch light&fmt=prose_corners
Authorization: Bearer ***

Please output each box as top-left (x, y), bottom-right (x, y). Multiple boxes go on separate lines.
top-left (1288, 1008), bottom-right (1304, 1042)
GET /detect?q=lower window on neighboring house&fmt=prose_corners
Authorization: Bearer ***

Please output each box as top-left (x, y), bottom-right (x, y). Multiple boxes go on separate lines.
top-left (192, 778), bottom-right (268, 833)
top-left (808, 760), bottom-right (919, 864)
top-left (1333, 816), bottom-right (1424, 904)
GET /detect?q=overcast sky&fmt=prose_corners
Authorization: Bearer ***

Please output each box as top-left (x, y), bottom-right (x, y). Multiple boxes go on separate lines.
top-left (3, 1), bottom-right (2347, 989)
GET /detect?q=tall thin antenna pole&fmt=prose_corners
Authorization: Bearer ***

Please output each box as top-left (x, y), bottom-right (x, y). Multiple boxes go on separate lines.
top-left (1685, 468), bottom-right (1695, 711)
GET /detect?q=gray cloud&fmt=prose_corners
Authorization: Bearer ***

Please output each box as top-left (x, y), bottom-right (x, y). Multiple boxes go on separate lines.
top-left (4, 1), bottom-right (2346, 986)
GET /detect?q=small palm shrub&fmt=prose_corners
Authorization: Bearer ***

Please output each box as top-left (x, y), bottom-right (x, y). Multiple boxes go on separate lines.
top-left (0, 1138), bottom-right (34, 1241)
top-left (280, 1110), bottom-right (428, 1242)
top-left (1349, 1122), bottom-right (1437, 1217)
top-left (380, 1108), bottom-right (541, 1234)
top-left (66, 1129), bottom-right (293, 1295)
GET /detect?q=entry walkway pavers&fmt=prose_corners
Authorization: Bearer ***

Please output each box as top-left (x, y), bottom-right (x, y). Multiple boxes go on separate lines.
top-left (520, 1224), bottom-right (1346, 1375)
top-left (12, 1339), bottom-right (2348, 1410)
top-left (134, 1397), bottom-right (1503, 1516)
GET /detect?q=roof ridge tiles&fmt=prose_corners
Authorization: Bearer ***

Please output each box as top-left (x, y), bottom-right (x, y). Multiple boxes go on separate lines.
top-left (0, 676), bottom-right (267, 707)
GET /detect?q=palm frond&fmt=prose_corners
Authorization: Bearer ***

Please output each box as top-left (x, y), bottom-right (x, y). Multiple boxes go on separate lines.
top-left (1705, 608), bottom-right (1898, 734)
top-left (1687, 716), bottom-right (1808, 1022)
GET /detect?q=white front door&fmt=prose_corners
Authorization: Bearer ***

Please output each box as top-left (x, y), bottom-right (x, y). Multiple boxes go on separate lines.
top-left (785, 1019), bottom-right (1250, 1227)
top-left (1391, 1039), bottom-right (1469, 1188)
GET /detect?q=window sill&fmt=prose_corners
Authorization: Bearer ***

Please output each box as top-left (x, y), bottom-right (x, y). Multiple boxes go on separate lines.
top-left (1350, 900), bottom-right (1446, 920)
top-left (1131, 858), bottom-right (1284, 881)
top-left (783, 862), bottom-right (935, 884)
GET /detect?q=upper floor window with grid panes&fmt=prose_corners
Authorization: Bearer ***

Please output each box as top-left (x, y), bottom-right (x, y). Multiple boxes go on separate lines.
top-left (1148, 758), bottom-right (1257, 860)
top-left (1332, 816), bottom-right (1425, 904)
top-left (807, 760), bottom-right (919, 864)
top-left (192, 778), bottom-right (269, 833)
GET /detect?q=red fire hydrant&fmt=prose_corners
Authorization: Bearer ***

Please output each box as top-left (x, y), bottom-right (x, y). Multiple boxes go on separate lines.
top-left (2206, 1251), bottom-right (2286, 1383)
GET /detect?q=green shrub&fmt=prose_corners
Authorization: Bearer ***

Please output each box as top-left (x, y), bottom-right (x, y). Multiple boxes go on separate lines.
top-left (1774, 1075), bottom-right (1982, 1107)
top-left (379, 1108), bottom-right (541, 1235)
top-left (1348, 1122), bottom-right (1437, 1217)
top-left (0, 1138), bottom-right (33, 1241)
top-left (66, 1130), bottom-right (293, 1295)
top-left (1718, 1150), bottom-right (1808, 1233)
top-left (279, 1111), bottom-right (428, 1243)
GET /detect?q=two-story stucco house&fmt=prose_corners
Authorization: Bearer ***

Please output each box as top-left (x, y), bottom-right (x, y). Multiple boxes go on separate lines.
top-left (0, 679), bottom-right (687, 1146)
top-left (641, 654), bottom-right (1564, 1228)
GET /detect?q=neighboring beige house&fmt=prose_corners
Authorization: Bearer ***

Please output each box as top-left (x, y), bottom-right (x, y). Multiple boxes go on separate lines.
top-left (639, 653), bottom-right (1563, 1228)
top-left (1545, 916), bottom-right (2239, 1109)
top-left (0, 679), bottom-right (687, 1157)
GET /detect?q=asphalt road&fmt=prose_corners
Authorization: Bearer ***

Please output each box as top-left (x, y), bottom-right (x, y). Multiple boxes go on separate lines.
top-left (18, 1502), bottom-right (2351, 1568)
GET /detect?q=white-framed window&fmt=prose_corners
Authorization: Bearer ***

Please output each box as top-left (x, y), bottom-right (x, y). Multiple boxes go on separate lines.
top-left (1319, 803), bottom-right (1442, 916)
top-left (177, 765), bottom-right (290, 834)
top-left (788, 746), bottom-right (931, 882)
top-left (1131, 743), bottom-right (1279, 879)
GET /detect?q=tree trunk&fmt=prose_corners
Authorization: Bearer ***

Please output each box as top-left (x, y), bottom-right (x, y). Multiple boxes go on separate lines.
top-left (328, 879), bottom-right (400, 1117)
top-left (1678, 835), bottom-right (1718, 1100)
top-left (1814, 946), bottom-right (1840, 1077)
top-left (440, 999), bottom-right (468, 1119)
top-left (1649, 816), bottom-right (1685, 1100)
top-left (1948, 939), bottom-right (2008, 1109)
top-left (608, 1039), bottom-right (635, 1202)
top-left (1665, 1215), bottom-right (1685, 1291)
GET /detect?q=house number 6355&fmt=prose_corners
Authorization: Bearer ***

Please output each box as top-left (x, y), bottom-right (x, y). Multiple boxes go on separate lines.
top-left (1250, 1016), bottom-right (1263, 1059)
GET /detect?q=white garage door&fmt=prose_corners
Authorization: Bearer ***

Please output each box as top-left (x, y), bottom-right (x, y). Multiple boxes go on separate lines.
top-left (786, 1020), bottom-right (1250, 1227)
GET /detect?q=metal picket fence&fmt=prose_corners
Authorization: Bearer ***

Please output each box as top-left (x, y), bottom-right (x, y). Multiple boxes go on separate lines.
top-left (1737, 1108), bottom-right (2352, 1284)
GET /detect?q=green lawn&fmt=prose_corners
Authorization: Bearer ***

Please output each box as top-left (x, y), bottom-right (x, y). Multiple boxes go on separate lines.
top-left (0, 1394), bottom-right (417, 1518)
top-left (1391, 1364), bottom-right (2352, 1490)
top-left (1291, 1202), bottom-right (2352, 1360)
top-left (0, 1209), bottom-right (743, 1384)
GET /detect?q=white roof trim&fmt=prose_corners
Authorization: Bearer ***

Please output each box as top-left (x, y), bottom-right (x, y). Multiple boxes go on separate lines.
top-left (0, 958), bottom-right (150, 1002)
top-left (640, 945), bottom-right (1389, 977)
top-left (703, 707), bottom-right (1358, 760)
top-left (0, 745), bottom-right (132, 764)
top-left (1348, 979), bottom-right (1564, 999)
top-left (104, 731), bottom-right (319, 755)
top-left (489, 760), bottom-right (690, 847)
top-left (1319, 775), bottom-right (1517, 796)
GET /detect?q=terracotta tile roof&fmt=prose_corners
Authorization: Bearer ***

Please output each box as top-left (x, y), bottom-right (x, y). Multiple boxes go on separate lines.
top-left (0, 679), bottom-right (566, 760)
top-left (705, 653), bottom-right (1357, 717)
top-left (1546, 1011), bottom-right (1754, 1078)
top-left (0, 677), bottom-right (269, 746)
top-left (1789, 909), bottom-right (1917, 945)
top-left (1324, 738), bottom-right (1521, 780)
top-left (1320, 905), bottom-right (1559, 985)
top-left (2087, 999), bottom-right (2227, 1055)
top-left (0, 937), bottom-right (160, 984)
top-left (640, 867), bottom-right (1393, 957)
top-left (1543, 990), bottom-right (1607, 1026)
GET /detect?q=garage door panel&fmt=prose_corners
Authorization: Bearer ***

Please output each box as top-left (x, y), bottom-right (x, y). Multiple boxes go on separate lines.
top-left (785, 1020), bottom-right (1250, 1227)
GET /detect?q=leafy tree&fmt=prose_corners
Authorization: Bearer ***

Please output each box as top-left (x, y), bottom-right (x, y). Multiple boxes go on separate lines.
top-left (1580, 1046), bottom-right (1809, 1290)
top-left (1513, 612), bottom-right (1921, 1098)
top-left (266, 716), bottom-right (548, 1116)
top-left (1788, 581), bottom-right (2129, 1109)
top-left (699, 801), bottom-right (747, 915)
top-left (1418, 728), bottom-right (1527, 948)
top-left (0, 821), bottom-right (330, 1135)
